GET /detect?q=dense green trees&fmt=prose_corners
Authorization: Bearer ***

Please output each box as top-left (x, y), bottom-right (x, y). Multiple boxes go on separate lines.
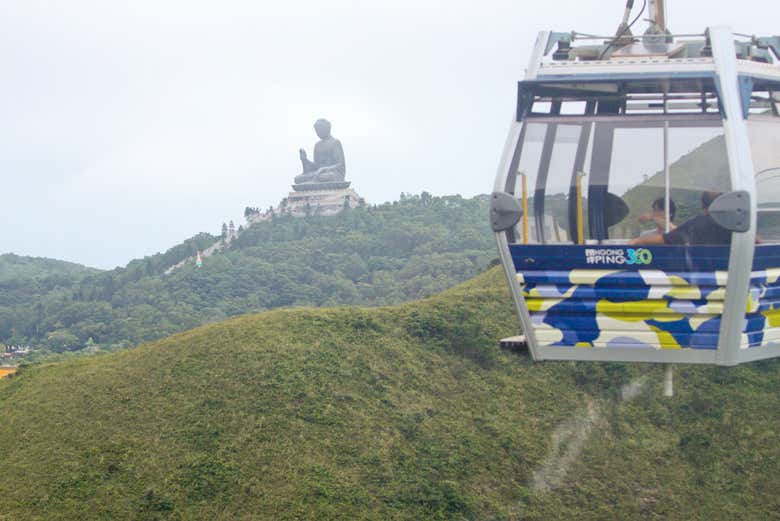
top-left (1, 193), bottom-right (495, 356)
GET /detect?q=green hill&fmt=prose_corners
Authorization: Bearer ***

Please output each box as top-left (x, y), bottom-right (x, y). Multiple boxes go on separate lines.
top-left (1, 267), bottom-right (779, 520)
top-left (0, 255), bottom-right (100, 346)
top-left (1, 193), bottom-right (494, 356)
top-left (0, 253), bottom-right (96, 280)
top-left (0, 253), bottom-right (99, 304)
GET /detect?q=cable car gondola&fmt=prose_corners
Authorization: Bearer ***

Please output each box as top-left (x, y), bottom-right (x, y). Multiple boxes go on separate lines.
top-left (491, 0), bottom-right (780, 385)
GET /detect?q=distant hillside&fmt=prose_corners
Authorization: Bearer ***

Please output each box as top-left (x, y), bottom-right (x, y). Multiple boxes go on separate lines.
top-left (0, 253), bottom-right (97, 281)
top-left (1, 193), bottom-right (495, 356)
top-left (0, 253), bottom-right (99, 308)
top-left (1, 267), bottom-right (779, 519)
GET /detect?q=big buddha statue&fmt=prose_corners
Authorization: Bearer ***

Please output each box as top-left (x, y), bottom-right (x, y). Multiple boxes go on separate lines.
top-left (294, 119), bottom-right (346, 185)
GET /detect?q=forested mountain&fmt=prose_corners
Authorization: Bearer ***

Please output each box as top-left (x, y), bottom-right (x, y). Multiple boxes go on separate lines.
top-left (0, 254), bottom-right (100, 307)
top-left (0, 253), bottom-right (95, 281)
top-left (0, 193), bottom-right (495, 356)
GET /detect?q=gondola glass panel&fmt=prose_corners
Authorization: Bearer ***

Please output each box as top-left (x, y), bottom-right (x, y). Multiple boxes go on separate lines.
top-left (747, 112), bottom-right (780, 350)
top-left (667, 124), bottom-right (730, 237)
top-left (506, 116), bottom-right (740, 353)
top-left (512, 122), bottom-right (545, 244)
top-left (600, 125), bottom-right (664, 241)
top-left (512, 123), bottom-right (590, 244)
top-left (532, 124), bottom-right (586, 244)
top-left (750, 115), bottom-right (780, 242)
top-left (511, 117), bottom-right (731, 247)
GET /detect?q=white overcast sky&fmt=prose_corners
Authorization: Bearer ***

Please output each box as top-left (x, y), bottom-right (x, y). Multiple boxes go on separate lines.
top-left (2, 0), bottom-right (777, 268)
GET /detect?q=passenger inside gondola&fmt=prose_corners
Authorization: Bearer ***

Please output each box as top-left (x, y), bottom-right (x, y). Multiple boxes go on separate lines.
top-left (638, 197), bottom-right (677, 239)
top-left (629, 191), bottom-right (732, 246)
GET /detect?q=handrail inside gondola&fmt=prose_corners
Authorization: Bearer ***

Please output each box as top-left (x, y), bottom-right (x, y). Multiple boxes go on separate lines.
top-left (575, 171), bottom-right (585, 244)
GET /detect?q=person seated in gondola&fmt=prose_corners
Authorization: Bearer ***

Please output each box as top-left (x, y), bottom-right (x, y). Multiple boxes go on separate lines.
top-left (629, 191), bottom-right (731, 246)
top-left (638, 197), bottom-right (677, 240)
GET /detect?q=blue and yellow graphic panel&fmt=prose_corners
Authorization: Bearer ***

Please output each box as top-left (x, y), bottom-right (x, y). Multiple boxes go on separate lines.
top-left (510, 245), bottom-right (780, 351)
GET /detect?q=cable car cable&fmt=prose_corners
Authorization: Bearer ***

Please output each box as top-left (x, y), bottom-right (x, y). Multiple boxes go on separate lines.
top-left (598, 0), bottom-right (647, 61)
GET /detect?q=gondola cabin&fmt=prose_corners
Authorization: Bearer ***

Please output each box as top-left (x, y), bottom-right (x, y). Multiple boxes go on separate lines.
top-left (491, 3), bottom-right (780, 369)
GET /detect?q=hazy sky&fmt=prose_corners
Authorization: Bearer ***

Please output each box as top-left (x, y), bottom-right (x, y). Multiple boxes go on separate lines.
top-left (3, 0), bottom-right (777, 268)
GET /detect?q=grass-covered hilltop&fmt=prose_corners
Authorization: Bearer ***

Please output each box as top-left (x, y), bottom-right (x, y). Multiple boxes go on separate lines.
top-left (1, 193), bottom-right (494, 358)
top-left (2, 267), bottom-right (779, 520)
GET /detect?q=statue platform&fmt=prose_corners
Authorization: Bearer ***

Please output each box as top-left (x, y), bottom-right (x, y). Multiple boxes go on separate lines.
top-left (292, 181), bottom-right (351, 192)
top-left (245, 181), bottom-right (365, 226)
top-left (281, 185), bottom-right (364, 218)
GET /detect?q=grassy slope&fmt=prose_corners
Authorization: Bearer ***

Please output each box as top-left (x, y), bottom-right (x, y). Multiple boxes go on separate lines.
top-left (1, 268), bottom-right (779, 520)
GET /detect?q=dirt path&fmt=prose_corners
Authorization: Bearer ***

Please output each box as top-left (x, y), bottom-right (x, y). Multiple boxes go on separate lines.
top-left (530, 377), bottom-right (648, 494)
